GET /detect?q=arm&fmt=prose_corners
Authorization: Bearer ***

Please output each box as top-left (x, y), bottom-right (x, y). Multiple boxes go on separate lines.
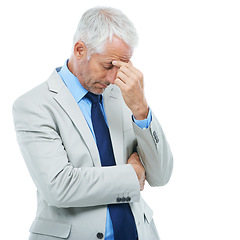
top-left (133, 112), bottom-right (173, 186)
top-left (113, 61), bottom-right (173, 187)
top-left (12, 97), bottom-right (140, 208)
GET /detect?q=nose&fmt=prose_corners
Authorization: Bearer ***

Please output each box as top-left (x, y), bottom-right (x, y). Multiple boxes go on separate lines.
top-left (106, 66), bottom-right (118, 84)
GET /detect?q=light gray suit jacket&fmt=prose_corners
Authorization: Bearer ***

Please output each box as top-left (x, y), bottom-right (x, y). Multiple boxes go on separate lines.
top-left (12, 68), bottom-right (173, 240)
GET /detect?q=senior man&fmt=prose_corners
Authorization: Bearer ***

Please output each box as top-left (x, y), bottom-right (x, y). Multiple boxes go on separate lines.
top-left (13, 7), bottom-right (173, 240)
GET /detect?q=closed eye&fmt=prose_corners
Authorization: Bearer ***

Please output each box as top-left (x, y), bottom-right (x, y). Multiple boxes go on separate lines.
top-left (103, 64), bottom-right (113, 70)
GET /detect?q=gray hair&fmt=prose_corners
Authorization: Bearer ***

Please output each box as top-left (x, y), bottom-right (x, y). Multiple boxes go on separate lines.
top-left (72, 7), bottom-right (138, 59)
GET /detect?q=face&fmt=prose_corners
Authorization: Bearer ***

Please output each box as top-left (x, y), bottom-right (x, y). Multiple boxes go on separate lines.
top-left (73, 36), bottom-right (132, 94)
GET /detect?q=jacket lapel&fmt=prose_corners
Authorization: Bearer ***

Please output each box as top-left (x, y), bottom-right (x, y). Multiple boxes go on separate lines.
top-left (47, 69), bottom-right (124, 167)
top-left (103, 86), bottom-right (124, 165)
top-left (47, 69), bottom-right (101, 167)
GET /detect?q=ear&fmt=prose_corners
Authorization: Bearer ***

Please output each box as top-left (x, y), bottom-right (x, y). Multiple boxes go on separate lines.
top-left (74, 41), bottom-right (87, 59)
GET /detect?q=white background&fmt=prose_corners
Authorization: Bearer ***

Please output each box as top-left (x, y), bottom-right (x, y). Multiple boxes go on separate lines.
top-left (1, 0), bottom-right (240, 239)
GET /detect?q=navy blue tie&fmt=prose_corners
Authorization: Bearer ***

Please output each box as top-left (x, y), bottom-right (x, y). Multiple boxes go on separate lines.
top-left (85, 92), bottom-right (138, 240)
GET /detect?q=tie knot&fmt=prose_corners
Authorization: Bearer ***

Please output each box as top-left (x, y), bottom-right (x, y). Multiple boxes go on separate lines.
top-left (85, 92), bottom-right (102, 104)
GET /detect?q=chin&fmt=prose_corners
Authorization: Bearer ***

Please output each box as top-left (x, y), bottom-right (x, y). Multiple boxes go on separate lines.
top-left (91, 88), bottom-right (106, 95)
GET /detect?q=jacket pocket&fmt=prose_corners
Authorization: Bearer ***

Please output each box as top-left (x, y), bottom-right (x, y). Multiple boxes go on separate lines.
top-left (29, 217), bottom-right (72, 239)
top-left (142, 202), bottom-right (160, 240)
top-left (143, 202), bottom-right (153, 224)
top-left (144, 204), bottom-right (153, 224)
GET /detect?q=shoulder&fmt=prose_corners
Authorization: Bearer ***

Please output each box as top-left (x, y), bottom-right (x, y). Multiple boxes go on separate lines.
top-left (12, 82), bottom-right (48, 114)
top-left (13, 68), bottom-right (63, 110)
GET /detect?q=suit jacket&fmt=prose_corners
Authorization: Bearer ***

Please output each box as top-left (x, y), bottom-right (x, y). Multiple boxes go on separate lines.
top-left (12, 68), bottom-right (173, 240)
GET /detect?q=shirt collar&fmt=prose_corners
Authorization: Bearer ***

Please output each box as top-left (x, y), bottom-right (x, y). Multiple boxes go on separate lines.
top-left (58, 59), bottom-right (88, 103)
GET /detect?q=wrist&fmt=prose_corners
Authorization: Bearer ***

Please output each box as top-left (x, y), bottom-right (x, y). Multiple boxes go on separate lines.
top-left (133, 105), bottom-right (149, 120)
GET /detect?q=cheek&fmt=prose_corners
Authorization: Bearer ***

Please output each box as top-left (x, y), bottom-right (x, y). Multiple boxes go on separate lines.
top-left (92, 67), bottom-right (107, 80)
top-left (82, 65), bottom-right (98, 83)
top-left (85, 62), bottom-right (107, 83)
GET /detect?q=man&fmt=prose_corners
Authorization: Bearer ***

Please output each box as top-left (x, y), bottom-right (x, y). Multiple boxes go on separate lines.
top-left (13, 7), bottom-right (173, 240)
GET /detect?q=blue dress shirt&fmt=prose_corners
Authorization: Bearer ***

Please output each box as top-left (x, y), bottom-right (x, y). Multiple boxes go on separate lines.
top-left (58, 60), bottom-right (152, 240)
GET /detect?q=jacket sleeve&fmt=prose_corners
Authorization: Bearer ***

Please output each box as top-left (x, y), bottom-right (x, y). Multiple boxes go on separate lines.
top-left (12, 97), bottom-right (140, 208)
top-left (133, 111), bottom-right (173, 187)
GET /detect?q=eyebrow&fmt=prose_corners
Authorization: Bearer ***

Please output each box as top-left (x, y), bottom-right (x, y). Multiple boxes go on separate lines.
top-left (104, 58), bottom-right (129, 65)
top-left (109, 59), bottom-right (128, 64)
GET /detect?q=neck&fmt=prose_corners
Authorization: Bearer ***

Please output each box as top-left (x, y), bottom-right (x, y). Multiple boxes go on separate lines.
top-left (67, 57), bottom-right (76, 76)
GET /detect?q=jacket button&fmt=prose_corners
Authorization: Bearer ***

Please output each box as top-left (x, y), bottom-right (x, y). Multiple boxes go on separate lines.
top-left (153, 131), bottom-right (159, 143)
top-left (122, 197), bottom-right (126, 202)
top-left (126, 197), bottom-right (131, 202)
top-left (116, 197), bottom-right (122, 202)
top-left (97, 232), bottom-right (104, 239)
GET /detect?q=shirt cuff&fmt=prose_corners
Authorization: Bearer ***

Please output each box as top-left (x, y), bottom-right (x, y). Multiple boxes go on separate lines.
top-left (132, 108), bottom-right (152, 129)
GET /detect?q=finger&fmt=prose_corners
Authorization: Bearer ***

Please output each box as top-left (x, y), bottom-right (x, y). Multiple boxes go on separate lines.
top-left (112, 60), bottom-right (135, 71)
top-left (112, 60), bottom-right (127, 68)
top-left (140, 181), bottom-right (145, 191)
top-left (118, 65), bottom-right (134, 78)
top-left (116, 71), bottom-right (129, 83)
top-left (127, 65), bottom-right (143, 81)
top-left (132, 152), bottom-right (139, 157)
top-left (117, 66), bottom-right (143, 90)
top-left (120, 62), bottom-right (144, 85)
top-left (128, 60), bottom-right (133, 66)
top-left (116, 69), bottom-right (142, 91)
top-left (113, 60), bottom-right (142, 78)
top-left (126, 66), bottom-right (144, 89)
top-left (114, 77), bottom-right (126, 90)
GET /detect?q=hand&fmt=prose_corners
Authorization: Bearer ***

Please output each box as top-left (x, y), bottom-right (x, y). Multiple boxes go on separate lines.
top-left (112, 61), bottom-right (149, 120)
top-left (127, 152), bottom-right (146, 191)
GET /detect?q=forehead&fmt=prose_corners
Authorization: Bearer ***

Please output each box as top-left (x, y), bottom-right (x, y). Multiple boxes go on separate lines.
top-left (95, 36), bottom-right (132, 63)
